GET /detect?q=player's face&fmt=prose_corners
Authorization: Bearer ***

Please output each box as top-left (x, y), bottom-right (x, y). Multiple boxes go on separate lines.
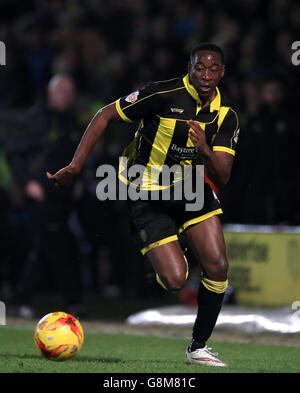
top-left (189, 51), bottom-right (225, 100)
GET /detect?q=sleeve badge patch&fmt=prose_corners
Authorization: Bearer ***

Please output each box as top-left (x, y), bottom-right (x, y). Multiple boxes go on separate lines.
top-left (125, 91), bottom-right (140, 103)
top-left (234, 128), bottom-right (240, 144)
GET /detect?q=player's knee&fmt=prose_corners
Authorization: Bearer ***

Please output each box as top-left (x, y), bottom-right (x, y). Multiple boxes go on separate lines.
top-left (158, 271), bottom-right (187, 293)
top-left (166, 276), bottom-right (186, 292)
top-left (205, 255), bottom-right (228, 282)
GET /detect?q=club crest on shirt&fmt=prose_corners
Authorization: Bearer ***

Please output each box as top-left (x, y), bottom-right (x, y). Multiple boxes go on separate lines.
top-left (125, 91), bottom-right (139, 103)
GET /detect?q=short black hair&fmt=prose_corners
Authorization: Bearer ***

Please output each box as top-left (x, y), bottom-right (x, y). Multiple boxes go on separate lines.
top-left (190, 43), bottom-right (225, 64)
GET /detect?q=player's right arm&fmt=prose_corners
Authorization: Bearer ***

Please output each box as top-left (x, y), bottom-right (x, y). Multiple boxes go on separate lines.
top-left (47, 102), bottom-right (122, 188)
top-left (47, 82), bottom-right (159, 188)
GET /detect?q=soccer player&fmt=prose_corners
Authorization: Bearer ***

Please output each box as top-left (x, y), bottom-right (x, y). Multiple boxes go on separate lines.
top-left (47, 43), bottom-right (239, 367)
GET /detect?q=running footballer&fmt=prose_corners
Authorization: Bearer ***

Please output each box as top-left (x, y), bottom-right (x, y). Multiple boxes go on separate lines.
top-left (48, 43), bottom-right (240, 367)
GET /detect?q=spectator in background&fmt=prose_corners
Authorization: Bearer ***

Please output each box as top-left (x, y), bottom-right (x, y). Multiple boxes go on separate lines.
top-left (227, 76), bottom-right (292, 225)
top-left (6, 74), bottom-right (85, 318)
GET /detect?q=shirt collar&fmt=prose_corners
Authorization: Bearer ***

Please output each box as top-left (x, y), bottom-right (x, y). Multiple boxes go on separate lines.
top-left (182, 74), bottom-right (221, 113)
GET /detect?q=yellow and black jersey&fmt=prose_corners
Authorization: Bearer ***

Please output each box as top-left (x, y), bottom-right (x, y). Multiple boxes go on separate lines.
top-left (116, 74), bottom-right (239, 190)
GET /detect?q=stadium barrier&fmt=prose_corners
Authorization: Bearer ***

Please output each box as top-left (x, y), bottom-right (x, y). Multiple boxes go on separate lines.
top-left (224, 224), bottom-right (300, 307)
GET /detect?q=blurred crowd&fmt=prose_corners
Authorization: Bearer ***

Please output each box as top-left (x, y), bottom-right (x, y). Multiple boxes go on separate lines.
top-left (0, 0), bottom-right (299, 316)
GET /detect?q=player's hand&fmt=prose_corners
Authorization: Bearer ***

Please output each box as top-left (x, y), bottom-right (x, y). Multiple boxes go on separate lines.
top-left (46, 165), bottom-right (78, 188)
top-left (187, 120), bottom-right (209, 155)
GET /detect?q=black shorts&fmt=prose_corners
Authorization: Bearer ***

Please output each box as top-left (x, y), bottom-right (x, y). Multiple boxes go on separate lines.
top-left (127, 182), bottom-right (222, 255)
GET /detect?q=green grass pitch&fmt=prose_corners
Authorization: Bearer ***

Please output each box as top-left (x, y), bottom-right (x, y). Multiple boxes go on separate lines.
top-left (0, 326), bottom-right (300, 373)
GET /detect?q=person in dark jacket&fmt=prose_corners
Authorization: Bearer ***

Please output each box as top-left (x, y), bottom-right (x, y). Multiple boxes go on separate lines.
top-left (6, 74), bottom-right (84, 318)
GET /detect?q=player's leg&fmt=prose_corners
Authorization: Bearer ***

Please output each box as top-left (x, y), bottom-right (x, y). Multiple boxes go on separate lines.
top-left (184, 215), bottom-right (228, 366)
top-left (147, 240), bottom-right (188, 292)
top-left (127, 198), bottom-right (189, 292)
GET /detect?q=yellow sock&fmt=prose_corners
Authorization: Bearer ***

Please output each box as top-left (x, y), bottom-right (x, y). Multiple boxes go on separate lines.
top-left (201, 276), bottom-right (228, 294)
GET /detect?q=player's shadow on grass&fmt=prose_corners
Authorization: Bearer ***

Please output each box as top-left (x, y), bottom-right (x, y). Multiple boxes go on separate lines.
top-left (74, 355), bottom-right (124, 364)
top-left (0, 353), bottom-right (42, 360)
top-left (0, 353), bottom-right (124, 364)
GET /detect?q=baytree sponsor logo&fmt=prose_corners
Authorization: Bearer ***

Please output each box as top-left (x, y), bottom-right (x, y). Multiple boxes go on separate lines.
top-left (95, 158), bottom-right (205, 211)
top-left (170, 143), bottom-right (197, 160)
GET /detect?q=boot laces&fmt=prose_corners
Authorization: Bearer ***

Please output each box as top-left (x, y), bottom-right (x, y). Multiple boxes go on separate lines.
top-left (204, 346), bottom-right (219, 357)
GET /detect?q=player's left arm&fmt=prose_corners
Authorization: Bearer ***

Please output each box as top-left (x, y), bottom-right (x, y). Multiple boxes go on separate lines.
top-left (187, 108), bottom-right (239, 189)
